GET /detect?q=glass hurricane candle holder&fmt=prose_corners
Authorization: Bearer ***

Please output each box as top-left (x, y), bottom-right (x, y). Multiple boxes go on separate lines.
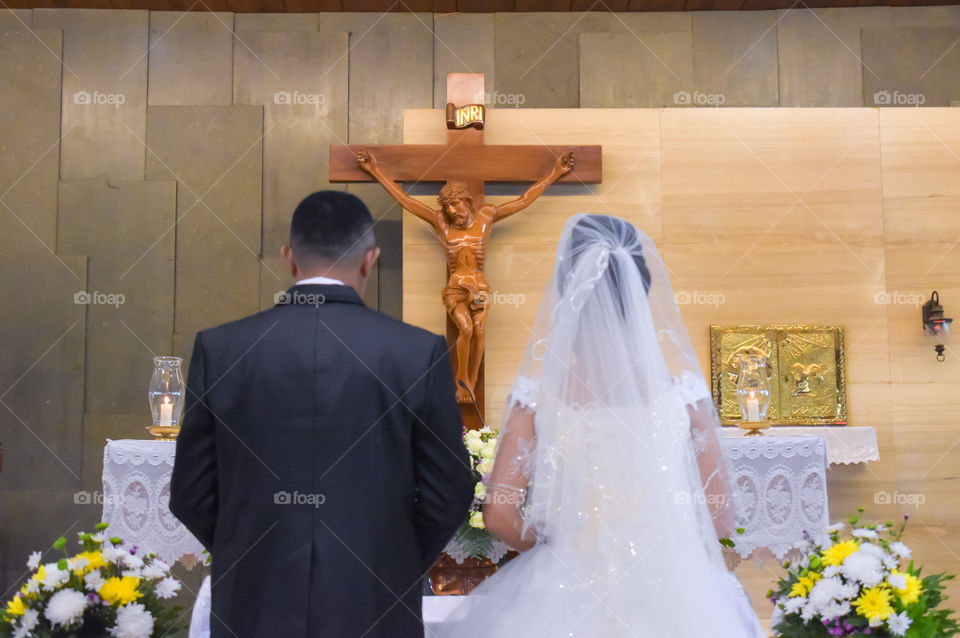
top-left (736, 351), bottom-right (771, 435)
top-left (148, 356), bottom-right (184, 440)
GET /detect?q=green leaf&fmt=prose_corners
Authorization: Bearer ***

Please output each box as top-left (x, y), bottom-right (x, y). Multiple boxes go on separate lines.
top-left (95, 522), bottom-right (110, 531)
top-left (57, 558), bottom-right (68, 570)
top-left (53, 537), bottom-right (67, 551)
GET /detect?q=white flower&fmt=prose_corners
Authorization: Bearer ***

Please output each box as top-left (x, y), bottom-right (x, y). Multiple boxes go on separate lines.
top-left (890, 541), bottom-right (912, 559)
top-left (142, 564), bottom-right (166, 580)
top-left (84, 570), bottom-right (105, 592)
top-left (887, 611), bottom-right (912, 636)
top-left (25, 579), bottom-right (40, 595)
top-left (109, 602), bottom-right (154, 638)
top-left (478, 458), bottom-right (494, 475)
top-left (887, 572), bottom-right (907, 590)
top-left (840, 549), bottom-right (884, 587)
top-left (122, 569), bottom-right (142, 579)
top-left (44, 589), bottom-right (87, 628)
top-left (122, 554), bottom-right (144, 570)
top-left (155, 577), bottom-right (181, 600)
top-left (148, 558), bottom-right (170, 573)
top-left (102, 545), bottom-right (123, 563)
top-left (799, 555), bottom-right (810, 569)
top-left (68, 556), bottom-right (89, 572)
top-left (91, 533), bottom-right (106, 543)
top-left (800, 604), bottom-right (817, 623)
top-left (26, 551), bottom-right (42, 570)
top-left (784, 597), bottom-right (806, 615)
top-left (823, 600), bottom-right (851, 622)
top-left (41, 564), bottom-right (70, 591)
top-left (883, 554), bottom-right (900, 570)
top-left (822, 565), bottom-right (840, 579)
top-left (14, 609), bottom-right (40, 638)
top-left (480, 440), bottom-right (497, 459)
top-left (770, 605), bottom-right (785, 629)
top-left (474, 482), bottom-right (486, 501)
top-left (464, 431), bottom-right (483, 455)
top-left (807, 576), bottom-right (844, 613)
top-left (859, 542), bottom-right (885, 559)
top-left (852, 528), bottom-right (879, 539)
top-left (827, 522), bottom-right (845, 533)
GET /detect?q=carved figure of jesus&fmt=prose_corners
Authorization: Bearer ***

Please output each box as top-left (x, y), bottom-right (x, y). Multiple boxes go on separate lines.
top-left (357, 149), bottom-right (575, 404)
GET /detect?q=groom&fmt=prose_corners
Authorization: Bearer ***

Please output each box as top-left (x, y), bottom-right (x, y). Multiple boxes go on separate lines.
top-left (170, 191), bottom-right (475, 638)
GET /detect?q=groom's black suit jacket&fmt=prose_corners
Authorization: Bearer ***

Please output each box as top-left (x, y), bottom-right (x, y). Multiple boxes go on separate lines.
top-left (170, 284), bottom-right (474, 638)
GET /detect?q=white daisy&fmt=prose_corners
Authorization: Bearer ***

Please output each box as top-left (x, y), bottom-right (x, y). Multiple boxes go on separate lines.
top-left (101, 545), bottom-right (123, 563)
top-left (13, 609), bottom-right (40, 638)
top-left (827, 522), bottom-right (845, 532)
top-left (91, 533), bottom-right (106, 543)
top-left (44, 589), bottom-right (87, 628)
top-left (155, 577), bottom-right (181, 600)
top-left (84, 570), bottom-right (105, 592)
top-left (859, 542), bottom-right (886, 558)
top-left (142, 564), bottom-right (166, 580)
top-left (41, 564), bottom-right (70, 591)
top-left (121, 569), bottom-right (142, 579)
top-left (784, 597), bottom-right (806, 615)
top-left (889, 541), bottom-right (912, 559)
top-left (770, 605), bottom-right (785, 629)
top-left (24, 579), bottom-right (40, 595)
top-left (68, 556), bottom-right (89, 573)
top-left (148, 558), bottom-right (170, 573)
top-left (122, 554), bottom-right (144, 570)
top-left (887, 611), bottom-right (912, 636)
top-left (821, 600), bottom-right (850, 622)
top-left (807, 576), bottom-right (844, 614)
top-left (883, 555), bottom-right (900, 570)
top-left (108, 602), bottom-right (154, 638)
top-left (887, 572), bottom-right (907, 590)
top-left (852, 528), bottom-right (879, 539)
top-left (26, 551), bottom-right (42, 571)
top-left (823, 565), bottom-right (840, 578)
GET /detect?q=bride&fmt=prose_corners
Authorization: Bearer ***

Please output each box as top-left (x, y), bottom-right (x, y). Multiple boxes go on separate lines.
top-left (438, 214), bottom-right (765, 637)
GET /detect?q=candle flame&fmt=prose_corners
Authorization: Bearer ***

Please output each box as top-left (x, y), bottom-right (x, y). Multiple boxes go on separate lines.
top-left (162, 396), bottom-right (171, 405)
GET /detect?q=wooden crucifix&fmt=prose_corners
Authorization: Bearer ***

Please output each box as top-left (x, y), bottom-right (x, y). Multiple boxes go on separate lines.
top-left (330, 73), bottom-right (602, 429)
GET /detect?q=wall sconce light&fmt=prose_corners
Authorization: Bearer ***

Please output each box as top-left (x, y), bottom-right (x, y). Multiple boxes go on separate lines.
top-left (921, 290), bottom-right (952, 362)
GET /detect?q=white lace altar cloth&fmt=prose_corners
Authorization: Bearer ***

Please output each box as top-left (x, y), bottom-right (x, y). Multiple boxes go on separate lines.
top-left (720, 426), bottom-right (879, 467)
top-left (719, 434), bottom-right (829, 567)
top-left (101, 439), bottom-right (205, 568)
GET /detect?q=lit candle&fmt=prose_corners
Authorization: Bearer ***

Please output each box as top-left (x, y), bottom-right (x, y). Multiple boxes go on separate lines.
top-left (745, 390), bottom-right (760, 422)
top-left (159, 396), bottom-right (173, 426)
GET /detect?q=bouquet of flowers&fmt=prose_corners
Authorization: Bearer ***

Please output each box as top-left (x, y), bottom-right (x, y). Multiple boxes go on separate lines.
top-left (443, 426), bottom-right (512, 564)
top-left (769, 508), bottom-right (958, 638)
top-left (1, 523), bottom-right (186, 638)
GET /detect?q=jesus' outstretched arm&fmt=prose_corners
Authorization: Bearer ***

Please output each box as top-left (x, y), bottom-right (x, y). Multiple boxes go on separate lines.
top-left (356, 150), bottom-right (439, 228)
top-left (492, 151), bottom-right (574, 223)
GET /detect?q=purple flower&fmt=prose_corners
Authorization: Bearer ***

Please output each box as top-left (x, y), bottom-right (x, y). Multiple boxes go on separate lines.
top-left (130, 545), bottom-right (138, 555)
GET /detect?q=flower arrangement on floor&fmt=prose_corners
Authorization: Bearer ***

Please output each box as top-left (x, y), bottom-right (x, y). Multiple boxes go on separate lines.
top-left (769, 508), bottom-right (958, 638)
top-left (443, 427), bottom-right (512, 564)
top-left (1, 523), bottom-right (186, 638)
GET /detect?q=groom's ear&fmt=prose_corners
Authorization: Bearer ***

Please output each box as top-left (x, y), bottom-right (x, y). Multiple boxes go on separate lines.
top-left (281, 245), bottom-right (298, 278)
top-left (360, 246), bottom-right (381, 279)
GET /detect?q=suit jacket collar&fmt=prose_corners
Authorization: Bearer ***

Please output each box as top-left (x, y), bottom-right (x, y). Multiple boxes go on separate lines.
top-left (276, 284), bottom-right (365, 307)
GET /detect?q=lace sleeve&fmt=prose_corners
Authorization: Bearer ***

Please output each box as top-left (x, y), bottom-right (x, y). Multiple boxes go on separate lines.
top-left (506, 375), bottom-right (540, 412)
top-left (674, 370), bottom-right (711, 407)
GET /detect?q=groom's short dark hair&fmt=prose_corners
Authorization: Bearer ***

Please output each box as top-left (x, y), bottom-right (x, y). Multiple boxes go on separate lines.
top-left (290, 191), bottom-right (375, 264)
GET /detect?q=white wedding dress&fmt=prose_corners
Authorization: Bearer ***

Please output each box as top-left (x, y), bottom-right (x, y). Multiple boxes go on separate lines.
top-left (437, 214), bottom-right (766, 638)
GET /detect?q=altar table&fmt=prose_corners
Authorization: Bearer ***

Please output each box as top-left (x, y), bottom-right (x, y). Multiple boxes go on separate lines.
top-left (101, 439), bottom-right (205, 567)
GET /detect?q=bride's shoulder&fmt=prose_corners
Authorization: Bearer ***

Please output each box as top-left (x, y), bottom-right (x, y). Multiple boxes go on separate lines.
top-left (672, 370), bottom-right (711, 406)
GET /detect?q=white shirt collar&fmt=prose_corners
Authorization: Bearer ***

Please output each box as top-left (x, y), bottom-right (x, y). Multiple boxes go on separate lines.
top-left (295, 275), bottom-right (345, 286)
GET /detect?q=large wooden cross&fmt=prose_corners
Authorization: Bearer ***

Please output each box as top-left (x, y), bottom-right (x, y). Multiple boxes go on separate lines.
top-left (330, 73), bottom-right (602, 429)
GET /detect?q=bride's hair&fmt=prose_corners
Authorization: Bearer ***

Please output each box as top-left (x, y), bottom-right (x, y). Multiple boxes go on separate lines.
top-left (558, 214), bottom-right (652, 316)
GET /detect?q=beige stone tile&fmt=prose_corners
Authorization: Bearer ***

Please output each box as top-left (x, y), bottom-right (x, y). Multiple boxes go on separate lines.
top-left (692, 11), bottom-right (779, 107)
top-left (148, 12), bottom-right (234, 106)
top-left (579, 32), bottom-right (694, 108)
top-left (33, 10), bottom-right (149, 182)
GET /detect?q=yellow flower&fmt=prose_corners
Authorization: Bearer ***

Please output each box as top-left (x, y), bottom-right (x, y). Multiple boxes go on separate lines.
top-left (478, 458), bottom-right (494, 475)
top-left (854, 586), bottom-right (894, 623)
top-left (789, 572), bottom-right (822, 598)
top-left (5, 595), bottom-right (25, 617)
top-left (821, 540), bottom-right (859, 566)
top-left (469, 511), bottom-right (485, 529)
top-left (474, 481), bottom-right (486, 501)
top-left (72, 551), bottom-right (106, 575)
top-left (889, 570), bottom-right (923, 606)
top-left (99, 576), bottom-right (143, 606)
top-left (29, 565), bottom-right (46, 585)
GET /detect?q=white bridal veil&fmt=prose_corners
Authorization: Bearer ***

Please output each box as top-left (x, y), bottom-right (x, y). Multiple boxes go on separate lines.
top-left (438, 214), bottom-right (762, 638)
